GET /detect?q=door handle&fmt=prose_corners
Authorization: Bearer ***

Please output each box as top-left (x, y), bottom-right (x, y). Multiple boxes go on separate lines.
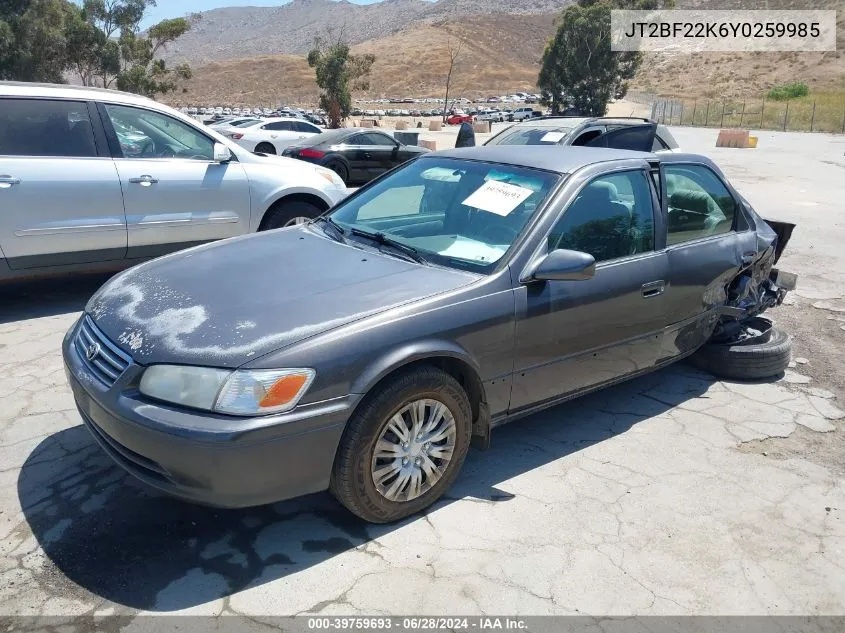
top-left (0, 175), bottom-right (21, 188)
top-left (641, 280), bottom-right (665, 298)
top-left (129, 175), bottom-right (159, 186)
top-left (362, 152), bottom-right (372, 159)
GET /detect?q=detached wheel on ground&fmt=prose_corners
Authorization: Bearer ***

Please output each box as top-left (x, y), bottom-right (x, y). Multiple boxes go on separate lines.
top-left (330, 366), bottom-right (472, 523)
top-left (689, 319), bottom-right (792, 380)
top-left (259, 199), bottom-right (324, 230)
top-left (254, 142), bottom-right (276, 154)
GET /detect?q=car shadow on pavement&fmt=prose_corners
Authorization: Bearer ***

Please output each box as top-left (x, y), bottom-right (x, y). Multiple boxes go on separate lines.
top-left (18, 367), bottom-right (715, 612)
top-left (0, 274), bottom-right (116, 324)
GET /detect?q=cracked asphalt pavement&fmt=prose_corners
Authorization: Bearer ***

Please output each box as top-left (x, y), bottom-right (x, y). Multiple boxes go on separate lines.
top-left (1, 128), bottom-right (844, 619)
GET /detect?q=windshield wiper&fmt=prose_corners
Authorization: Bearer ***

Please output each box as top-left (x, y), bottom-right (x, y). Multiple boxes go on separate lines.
top-left (349, 228), bottom-right (427, 264)
top-left (311, 216), bottom-right (346, 243)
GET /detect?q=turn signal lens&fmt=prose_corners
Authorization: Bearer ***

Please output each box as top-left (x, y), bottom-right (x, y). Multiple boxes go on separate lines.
top-left (259, 373), bottom-right (309, 408)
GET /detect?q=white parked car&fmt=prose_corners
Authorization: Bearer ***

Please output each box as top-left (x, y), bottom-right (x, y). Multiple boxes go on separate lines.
top-left (227, 117), bottom-right (322, 155)
top-left (476, 109), bottom-right (506, 123)
top-left (0, 81), bottom-right (349, 281)
top-left (509, 106), bottom-right (537, 122)
top-left (209, 116), bottom-right (262, 134)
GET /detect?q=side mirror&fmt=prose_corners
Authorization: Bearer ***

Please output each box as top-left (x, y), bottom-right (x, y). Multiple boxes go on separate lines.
top-left (213, 142), bottom-right (233, 163)
top-left (521, 249), bottom-right (596, 283)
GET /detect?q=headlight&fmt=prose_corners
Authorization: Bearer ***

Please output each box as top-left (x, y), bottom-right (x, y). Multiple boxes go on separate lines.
top-left (139, 366), bottom-right (315, 416)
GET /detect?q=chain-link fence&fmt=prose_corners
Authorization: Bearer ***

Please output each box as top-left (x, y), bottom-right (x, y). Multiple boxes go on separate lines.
top-left (650, 97), bottom-right (845, 134)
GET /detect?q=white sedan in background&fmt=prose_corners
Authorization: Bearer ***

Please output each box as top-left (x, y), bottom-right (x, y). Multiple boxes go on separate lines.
top-left (227, 117), bottom-right (322, 155)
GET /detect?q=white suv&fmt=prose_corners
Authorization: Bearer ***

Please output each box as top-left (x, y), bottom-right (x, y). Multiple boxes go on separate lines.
top-left (0, 82), bottom-right (348, 281)
top-left (509, 107), bottom-right (537, 122)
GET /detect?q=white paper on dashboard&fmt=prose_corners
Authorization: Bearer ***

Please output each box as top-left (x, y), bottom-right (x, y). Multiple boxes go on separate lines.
top-left (461, 180), bottom-right (534, 216)
top-left (540, 131), bottom-right (566, 143)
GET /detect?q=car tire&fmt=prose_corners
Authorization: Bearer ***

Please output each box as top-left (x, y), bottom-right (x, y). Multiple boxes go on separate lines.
top-left (255, 142), bottom-right (276, 155)
top-left (259, 199), bottom-right (323, 230)
top-left (330, 366), bottom-right (472, 524)
top-left (688, 326), bottom-right (792, 381)
top-left (327, 161), bottom-right (348, 184)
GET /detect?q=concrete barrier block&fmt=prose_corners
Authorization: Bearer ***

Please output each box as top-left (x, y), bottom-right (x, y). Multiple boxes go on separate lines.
top-left (359, 119), bottom-right (375, 128)
top-left (395, 121), bottom-right (408, 130)
top-left (716, 129), bottom-right (750, 148)
top-left (420, 140), bottom-right (437, 151)
top-left (473, 121), bottom-right (490, 134)
top-left (428, 120), bottom-right (442, 131)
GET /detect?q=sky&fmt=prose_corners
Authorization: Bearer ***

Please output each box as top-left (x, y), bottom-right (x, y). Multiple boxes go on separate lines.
top-left (141, 0), bottom-right (384, 27)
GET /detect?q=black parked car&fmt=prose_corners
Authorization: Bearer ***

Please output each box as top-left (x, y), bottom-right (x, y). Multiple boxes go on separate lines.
top-left (64, 145), bottom-right (796, 524)
top-left (282, 127), bottom-right (429, 185)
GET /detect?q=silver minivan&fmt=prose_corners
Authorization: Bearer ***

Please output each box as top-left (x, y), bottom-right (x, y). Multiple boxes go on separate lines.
top-left (0, 82), bottom-right (349, 281)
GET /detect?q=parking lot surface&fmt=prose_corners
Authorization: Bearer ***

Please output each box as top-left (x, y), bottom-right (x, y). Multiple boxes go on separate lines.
top-left (1, 127), bottom-right (844, 619)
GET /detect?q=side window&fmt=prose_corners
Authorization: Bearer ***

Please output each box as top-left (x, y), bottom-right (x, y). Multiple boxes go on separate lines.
top-left (664, 164), bottom-right (736, 245)
top-left (262, 121), bottom-right (288, 131)
top-left (549, 170), bottom-right (655, 263)
top-left (348, 134), bottom-right (370, 145)
top-left (0, 98), bottom-right (97, 158)
top-left (298, 122), bottom-right (321, 134)
top-left (651, 137), bottom-right (668, 152)
top-left (363, 132), bottom-right (396, 147)
top-left (570, 128), bottom-right (604, 146)
top-left (104, 104), bottom-right (213, 160)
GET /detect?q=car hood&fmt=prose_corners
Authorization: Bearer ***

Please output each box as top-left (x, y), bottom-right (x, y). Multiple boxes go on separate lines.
top-left (86, 228), bottom-right (477, 368)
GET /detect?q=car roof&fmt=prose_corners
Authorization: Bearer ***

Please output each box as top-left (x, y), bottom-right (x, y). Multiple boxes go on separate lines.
top-left (428, 146), bottom-right (656, 174)
top-left (0, 80), bottom-right (155, 106)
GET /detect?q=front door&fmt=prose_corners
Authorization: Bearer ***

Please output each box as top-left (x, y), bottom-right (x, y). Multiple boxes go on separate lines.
top-left (99, 103), bottom-right (251, 259)
top-left (0, 98), bottom-right (126, 270)
top-left (357, 131), bottom-right (402, 179)
top-left (511, 168), bottom-right (668, 411)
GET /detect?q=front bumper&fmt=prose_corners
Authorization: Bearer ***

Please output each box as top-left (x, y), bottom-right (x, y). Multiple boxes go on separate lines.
top-left (62, 318), bottom-right (352, 508)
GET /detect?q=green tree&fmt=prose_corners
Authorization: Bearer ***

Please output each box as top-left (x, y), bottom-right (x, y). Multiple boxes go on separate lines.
top-left (538, 0), bottom-right (671, 116)
top-left (115, 17), bottom-right (193, 96)
top-left (0, 0), bottom-right (79, 83)
top-left (308, 37), bottom-right (375, 128)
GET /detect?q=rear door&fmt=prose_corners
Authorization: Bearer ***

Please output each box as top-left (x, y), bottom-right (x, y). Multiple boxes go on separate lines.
top-left (0, 97), bottom-right (126, 269)
top-left (99, 102), bottom-right (251, 259)
top-left (657, 161), bottom-right (746, 361)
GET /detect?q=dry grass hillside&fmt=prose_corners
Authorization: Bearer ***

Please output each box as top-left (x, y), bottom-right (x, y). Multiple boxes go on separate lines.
top-left (166, 0), bottom-right (845, 107)
top-left (169, 14), bottom-right (556, 106)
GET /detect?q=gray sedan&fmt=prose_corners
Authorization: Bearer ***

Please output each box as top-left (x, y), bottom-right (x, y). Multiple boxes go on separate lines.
top-left (62, 146), bottom-right (796, 523)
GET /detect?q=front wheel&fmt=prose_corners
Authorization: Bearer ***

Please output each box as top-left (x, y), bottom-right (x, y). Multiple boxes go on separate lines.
top-left (259, 199), bottom-right (323, 230)
top-left (330, 366), bottom-right (472, 523)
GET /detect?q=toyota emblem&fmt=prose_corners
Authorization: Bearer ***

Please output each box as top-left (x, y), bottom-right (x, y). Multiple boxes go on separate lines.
top-left (86, 342), bottom-right (101, 362)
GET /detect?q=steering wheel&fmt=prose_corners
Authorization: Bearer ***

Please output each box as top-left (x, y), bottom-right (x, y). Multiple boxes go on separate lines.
top-left (476, 223), bottom-right (520, 245)
top-left (159, 145), bottom-right (176, 158)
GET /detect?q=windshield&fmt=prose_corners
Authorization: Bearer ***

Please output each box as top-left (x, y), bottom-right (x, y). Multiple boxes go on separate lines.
top-left (485, 126), bottom-right (572, 146)
top-left (328, 157), bottom-right (559, 273)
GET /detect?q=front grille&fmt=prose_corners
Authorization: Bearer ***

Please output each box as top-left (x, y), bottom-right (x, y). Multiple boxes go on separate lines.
top-left (73, 316), bottom-right (131, 386)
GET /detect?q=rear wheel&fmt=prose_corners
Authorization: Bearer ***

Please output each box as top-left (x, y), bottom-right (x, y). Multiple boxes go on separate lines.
top-left (259, 199), bottom-right (323, 230)
top-left (255, 142), bottom-right (276, 155)
top-left (327, 161), bottom-right (348, 184)
top-left (330, 366), bottom-right (472, 523)
top-left (689, 319), bottom-right (792, 380)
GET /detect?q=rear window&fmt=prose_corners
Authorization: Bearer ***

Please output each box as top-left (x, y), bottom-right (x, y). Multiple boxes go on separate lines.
top-left (486, 126), bottom-right (572, 146)
top-left (0, 98), bottom-right (97, 158)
